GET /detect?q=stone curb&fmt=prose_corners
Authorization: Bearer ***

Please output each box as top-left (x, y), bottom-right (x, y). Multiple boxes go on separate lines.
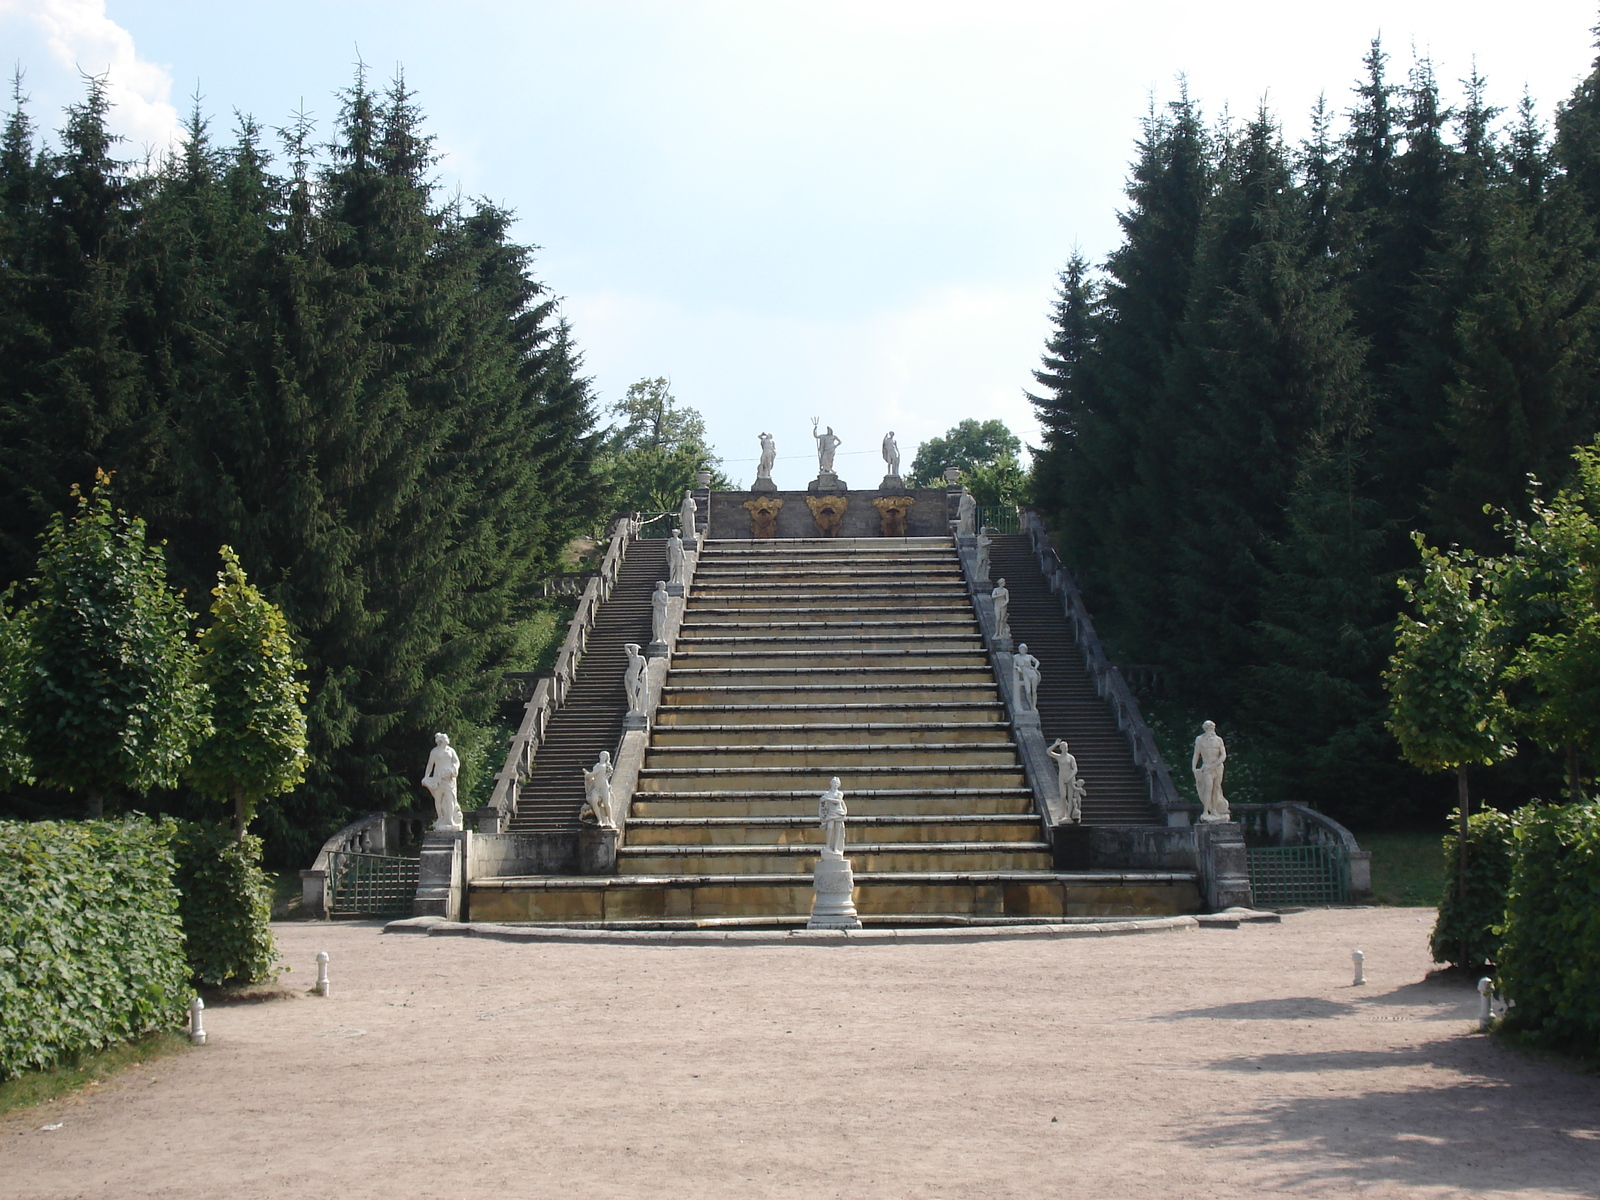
top-left (382, 914), bottom-right (1225, 945)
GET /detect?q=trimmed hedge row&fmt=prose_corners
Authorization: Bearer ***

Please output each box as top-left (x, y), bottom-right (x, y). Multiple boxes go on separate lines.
top-left (0, 820), bottom-right (189, 1078)
top-left (1430, 800), bottom-right (1600, 1055)
top-left (168, 822), bottom-right (277, 987)
top-left (1498, 803), bottom-right (1600, 1055)
top-left (1429, 808), bottom-right (1518, 969)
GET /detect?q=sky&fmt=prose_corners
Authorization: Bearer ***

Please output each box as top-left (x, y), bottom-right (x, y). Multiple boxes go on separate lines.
top-left (1, 0), bottom-right (1597, 489)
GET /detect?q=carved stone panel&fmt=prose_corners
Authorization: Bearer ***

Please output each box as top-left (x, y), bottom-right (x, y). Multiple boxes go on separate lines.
top-left (743, 496), bottom-right (785, 538)
top-left (805, 495), bottom-right (849, 537)
top-left (871, 495), bottom-right (916, 537)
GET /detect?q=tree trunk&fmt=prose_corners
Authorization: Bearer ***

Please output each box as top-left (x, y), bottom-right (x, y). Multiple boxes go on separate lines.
top-left (1457, 765), bottom-right (1470, 967)
top-left (85, 790), bottom-right (103, 819)
top-left (233, 789), bottom-right (247, 841)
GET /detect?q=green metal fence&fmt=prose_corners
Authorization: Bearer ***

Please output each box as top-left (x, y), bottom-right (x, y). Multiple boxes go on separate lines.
top-left (328, 851), bottom-right (421, 917)
top-left (1247, 844), bottom-right (1350, 906)
top-left (977, 505), bottom-right (1020, 535)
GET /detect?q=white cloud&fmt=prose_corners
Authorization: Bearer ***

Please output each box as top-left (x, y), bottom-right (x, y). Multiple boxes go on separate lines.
top-left (6, 0), bottom-right (181, 158)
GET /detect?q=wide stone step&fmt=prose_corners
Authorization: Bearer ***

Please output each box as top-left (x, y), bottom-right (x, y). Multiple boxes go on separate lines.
top-left (614, 842), bottom-right (1055, 875)
top-left (679, 617), bottom-right (979, 632)
top-left (643, 742), bottom-right (1019, 768)
top-left (636, 764), bottom-right (1026, 791)
top-left (653, 703), bottom-right (1008, 725)
top-left (629, 787), bottom-right (1036, 817)
top-left (666, 666), bottom-right (996, 687)
top-left (624, 815), bottom-right (1043, 845)
top-left (468, 870), bottom-right (1202, 922)
top-left (686, 604), bottom-right (974, 618)
top-left (661, 683), bottom-right (1001, 705)
top-left (676, 634), bottom-right (982, 652)
top-left (650, 722), bottom-right (1014, 746)
top-left (670, 648), bottom-right (988, 669)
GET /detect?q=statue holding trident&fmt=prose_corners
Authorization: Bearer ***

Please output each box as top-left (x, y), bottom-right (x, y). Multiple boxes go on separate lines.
top-left (818, 776), bottom-right (848, 858)
top-left (1192, 720), bottom-right (1229, 822)
top-left (420, 732), bottom-right (463, 832)
top-left (811, 418), bottom-right (841, 474)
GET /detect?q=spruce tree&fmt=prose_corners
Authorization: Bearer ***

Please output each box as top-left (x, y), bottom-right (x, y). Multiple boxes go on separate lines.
top-left (1027, 253), bottom-right (1097, 517)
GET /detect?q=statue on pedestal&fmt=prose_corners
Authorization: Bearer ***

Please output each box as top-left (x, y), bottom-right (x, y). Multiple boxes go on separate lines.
top-left (974, 526), bottom-right (993, 582)
top-left (420, 732), bottom-right (463, 832)
top-left (580, 750), bottom-right (616, 829)
top-left (678, 491), bottom-right (698, 544)
top-left (1192, 720), bottom-right (1229, 822)
top-left (650, 581), bottom-right (671, 648)
top-left (1046, 739), bottom-right (1086, 823)
top-left (754, 432), bottom-right (777, 490)
top-left (882, 432), bottom-right (900, 476)
top-left (812, 418), bottom-right (841, 474)
top-left (956, 491), bottom-right (977, 537)
top-left (623, 642), bottom-right (648, 716)
top-left (666, 527), bottom-right (685, 592)
top-left (1012, 643), bottom-right (1041, 712)
top-left (818, 775), bottom-right (848, 858)
top-left (991, 578), bottom-right (1011, 643)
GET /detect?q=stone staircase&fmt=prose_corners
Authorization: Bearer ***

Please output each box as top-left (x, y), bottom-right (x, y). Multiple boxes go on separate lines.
top-left (470, 535), bottom-right (1198, 925)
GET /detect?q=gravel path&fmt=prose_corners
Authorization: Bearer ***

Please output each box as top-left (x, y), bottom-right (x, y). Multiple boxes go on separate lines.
top-left (4, 907), bottom-right (1597, 1199)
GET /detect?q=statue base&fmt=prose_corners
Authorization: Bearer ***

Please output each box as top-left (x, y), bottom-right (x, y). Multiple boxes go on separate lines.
top-left (646, 640), bottom-right (670, 658)
top-left (1199, 811), bottom-right (1232, 823)
top-left (808, 472), bottom-right (848, 494)
top-left (879, 474), bottom-right (905, 492)
top-left (807, 854), bottom-right (861, 929)
top-left (622, 711), bottom-right (648, 731)
top-left (751, 476), bottom-right (777, 494)
top-left (666, 581), bottom-right (685, 597)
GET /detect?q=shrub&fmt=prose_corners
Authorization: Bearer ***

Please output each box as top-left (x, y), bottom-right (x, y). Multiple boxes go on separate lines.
top-left (0, 821), bottom-right (189, 1079)
top-left (1430, 807), bottom-right (1519, 968)
top-left (167, 821), bottom-right (277, 987)
top-left (1497, 801), bottom-right (1600, 1055)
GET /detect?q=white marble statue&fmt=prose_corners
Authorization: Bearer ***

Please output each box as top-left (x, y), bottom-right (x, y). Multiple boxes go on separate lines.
top-left (679, 490), bottom-right (697, 543)
top-left (1192, 720), bottom-right (1229, 822)
top-left (420, 732), bottom-right (463, 832)
top-left (666, 527), bottom-right (685, 586)
top-left (811, 418), bottom-right (841, 474)
top-left (624, 642), bottom-right (648, 716)
top-left (581, 750), bottom-right (616, 830)
top-left (1046, 739), bottom-right (1086, 823)
top-left (974, 526), bottom-right (993, 581)
top-left (882, 431), bottom-right (900, 477)
top-left (1012, 643), bottom-right (1041, 712)
top-left (757, 432), bottom-right (777, 480)
top-left (651, 581), bottom-right (670, 645)
top-left (956, 491), bottom-right (977, 537)
top-left (991, 578), bottom-right (1011, 642)
top-left (818, 776), bottom-right (848, 858)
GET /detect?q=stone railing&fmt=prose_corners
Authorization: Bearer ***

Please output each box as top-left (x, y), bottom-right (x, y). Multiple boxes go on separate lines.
top-left (1019, 508), bottom-right (1184, 824)
top-left (481, 514), bottom-right (637, 829)
top-left (299, 811), bottom-right (428, 917)
top-left (1230, 802), bottom-right (1371, 897)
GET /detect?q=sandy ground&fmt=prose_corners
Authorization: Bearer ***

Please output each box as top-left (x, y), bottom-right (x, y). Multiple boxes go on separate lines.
top-left (3, 908), bottom-right (1598, 1200)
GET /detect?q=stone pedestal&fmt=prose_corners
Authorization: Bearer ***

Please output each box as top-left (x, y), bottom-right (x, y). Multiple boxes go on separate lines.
top-left (879, 474), bottom-right (905, 492)
top-left (622, 711), bottom-right (648, 731)
top-left (807, 855), bottom-right (861, 929)
top-left (1195, 820), bottom-right (1254, 911)
top-left (413, 829), bottom-right (469, 920)
top-left (666, 581), bottom-right (685, 597)
top-left (751, 477), bottom-right (776, 494)
top-left (647, 640), bottom-right (670, 658)
top-left (808, 471), bottom-right (848, 494)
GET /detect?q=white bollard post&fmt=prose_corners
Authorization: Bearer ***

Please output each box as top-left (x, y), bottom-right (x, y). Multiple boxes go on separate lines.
top-left (188, 996), bottom-right (206, 1045)
top-left (1351, 949), bottom-right (1365, 986)
top-left (315, 950), bottom-right (330, 998)
top-left (1478, 977), bottom-right (1494, 1030)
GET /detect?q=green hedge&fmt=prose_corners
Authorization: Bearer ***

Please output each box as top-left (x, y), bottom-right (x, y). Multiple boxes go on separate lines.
top-left (167, 822), bottom-right (277, 987)
top-left (0, 821), bottom-right (189, 1079)
top-left (1430, 807), bottom-right (1519, 968)
top-left (1498, 802), bottom-right (1600, 1055)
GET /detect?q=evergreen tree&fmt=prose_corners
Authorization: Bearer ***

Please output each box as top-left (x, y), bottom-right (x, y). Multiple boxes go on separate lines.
top-left (1027, 253), bottom-right (1096, 516)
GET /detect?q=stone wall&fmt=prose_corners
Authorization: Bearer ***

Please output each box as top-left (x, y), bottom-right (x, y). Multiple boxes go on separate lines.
top-left (705, 488), bottom-right (955, 540)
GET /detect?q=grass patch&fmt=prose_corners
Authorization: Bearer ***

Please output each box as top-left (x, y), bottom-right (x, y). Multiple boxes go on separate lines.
top-left (1361, 830), bottom-right (1446, 906)
top-left (0, 1031), bottom-right (189, 1116)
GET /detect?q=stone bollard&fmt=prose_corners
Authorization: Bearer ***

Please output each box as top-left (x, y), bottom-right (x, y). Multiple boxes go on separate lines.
top-left (1478, 977), bottom-right (1494, 1031)
top-left (188, 996), bottom-right (206, 1045)
top-left (1351, 949), bottom-right (1365, 986)
top-left (315, 950), bottom-right (331, 998)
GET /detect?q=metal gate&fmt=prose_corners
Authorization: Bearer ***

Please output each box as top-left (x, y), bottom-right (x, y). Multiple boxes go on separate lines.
top-left (1247, 844), bottom-right (1350, 906)
top-left (327, 851), bottom-right (420, 917)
